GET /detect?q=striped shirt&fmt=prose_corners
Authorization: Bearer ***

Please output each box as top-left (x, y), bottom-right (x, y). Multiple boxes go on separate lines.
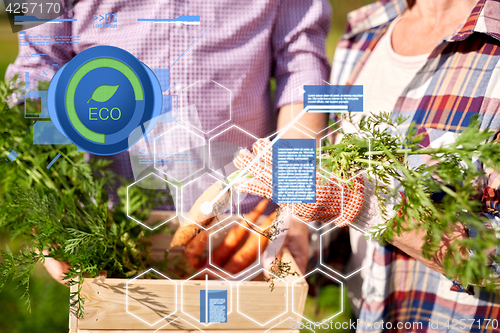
top-left (331, 0), bottom-right (500, 331)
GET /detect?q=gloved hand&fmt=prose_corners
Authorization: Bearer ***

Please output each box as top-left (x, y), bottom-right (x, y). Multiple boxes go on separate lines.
top-left (233, 138), bottom-right (371, 227)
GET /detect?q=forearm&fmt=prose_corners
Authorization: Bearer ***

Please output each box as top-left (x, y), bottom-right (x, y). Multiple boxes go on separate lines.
top-left (350, 176), bottom-right (469, 275)
top-left (389, 221), bottom-right (469, 275)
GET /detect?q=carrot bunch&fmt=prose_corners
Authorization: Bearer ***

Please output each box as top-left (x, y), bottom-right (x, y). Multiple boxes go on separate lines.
top-left (215, 201), bottom-right (276, 274)
top-left (168, 180), bottom-right (276, 275)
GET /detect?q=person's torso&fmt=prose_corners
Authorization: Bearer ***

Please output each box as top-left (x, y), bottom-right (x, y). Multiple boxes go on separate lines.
top-left (331, 0), bottom-right (500, 329)
top-left (341, 15), bottom-right (430, 316)
top-left (68, 0), bottom-right (279, 141)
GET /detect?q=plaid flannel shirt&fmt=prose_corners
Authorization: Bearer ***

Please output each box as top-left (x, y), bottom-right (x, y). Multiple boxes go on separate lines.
top-left (331, 0), bottom-right (500, 331)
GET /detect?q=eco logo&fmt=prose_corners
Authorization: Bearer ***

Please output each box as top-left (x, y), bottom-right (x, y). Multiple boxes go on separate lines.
top-left (47, 46), bottom-right (162, 155)
top-left (87, 84), bottom-right (119, 103)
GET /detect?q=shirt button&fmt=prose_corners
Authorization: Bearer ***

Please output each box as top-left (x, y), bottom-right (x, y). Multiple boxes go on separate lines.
top-left (174, 84), bottom-right (182, 93)
top-left (174, 21), bottom-right (182, 28)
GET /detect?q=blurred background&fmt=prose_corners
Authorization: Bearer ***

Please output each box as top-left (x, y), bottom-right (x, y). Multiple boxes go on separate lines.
top-left (0, 1), bottom-right (373, 332)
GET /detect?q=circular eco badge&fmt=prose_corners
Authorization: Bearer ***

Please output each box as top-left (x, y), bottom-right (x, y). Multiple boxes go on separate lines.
top-left (47, 45), bottom-right (162, 155)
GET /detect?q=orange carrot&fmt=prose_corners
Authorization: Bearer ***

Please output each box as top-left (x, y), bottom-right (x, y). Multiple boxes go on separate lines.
top-left (222, 210), bottom-right (277, 274)
top-left (169, 180), bottom-right (230, 249)
top-left (169, 224), bottom-right (201, 249)
top-left (211, 199), bottom-right (270, 267)
top-left (184, 229), bottom-right (208, 269)
top-left (242, 198), bottom-right (270, 225)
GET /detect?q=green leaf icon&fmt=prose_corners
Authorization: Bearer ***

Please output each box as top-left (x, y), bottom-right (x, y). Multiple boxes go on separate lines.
top-left (87, 84), bottom-right (119, 103)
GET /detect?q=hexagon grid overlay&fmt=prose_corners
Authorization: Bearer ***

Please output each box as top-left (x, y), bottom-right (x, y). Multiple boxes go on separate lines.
top-left (181, 268), bottom-right (233, 327)
top-left (180, 80), bottom-right (231, 134)
top-left (153, 317), bottom-right (205, 332)
top-left (262, 124), bottom-right (315, 172)
top-left (288, 81), bottom-right (372, 183)
top-left (235, 184), bottom-right (290, 231)
top-left (208, 125), bottom-right (258, 179)
top-left (153, 125), bottom-right (206, 183)
top-left (292, 268), bottom-right (343, 326)
top-left (123, 80), bottom-right (375, 330)
top-left (237, 268), bottom-right (288, 326)
top-left (126, 268), bottom-right (178, 327)
top-left (127, 172), bottom-right (178, 230)
top-left (320, 224), bottom-right (374, 279)
top-left (264, 316), bottom-right (315, 333)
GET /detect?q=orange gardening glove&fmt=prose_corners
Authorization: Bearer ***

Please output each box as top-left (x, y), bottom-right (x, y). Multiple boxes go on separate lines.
top-left (233, 138), bottom-right (365, 227)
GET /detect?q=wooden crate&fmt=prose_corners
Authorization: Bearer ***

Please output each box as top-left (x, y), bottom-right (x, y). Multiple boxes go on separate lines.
top-left (69, 212), bottom-right (309, 332)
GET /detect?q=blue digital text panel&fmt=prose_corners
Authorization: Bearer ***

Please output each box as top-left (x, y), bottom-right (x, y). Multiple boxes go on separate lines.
top-left (304, 85), bottom-right (363, 112)
top-left (272, 139), bottom-right (316, 203)
top-left (200, 290), bottom-right (227, 323)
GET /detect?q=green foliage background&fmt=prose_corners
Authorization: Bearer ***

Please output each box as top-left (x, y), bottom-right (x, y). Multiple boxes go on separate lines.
top-left (0, 1), bottom-right (372, 332)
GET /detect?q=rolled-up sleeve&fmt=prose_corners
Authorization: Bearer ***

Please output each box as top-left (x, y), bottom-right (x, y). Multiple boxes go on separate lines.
top-left (272, 0), bottom-right (331, 109)
top-left (5, 18), bottom-right (74, 90)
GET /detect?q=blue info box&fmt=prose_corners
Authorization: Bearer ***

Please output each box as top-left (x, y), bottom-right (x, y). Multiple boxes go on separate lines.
top-left (304, 85), bottom-right (363, 112)
top-left (272, 139), bottom-right (316, 204)
top-left (200, 290), bottom-right (227, 323)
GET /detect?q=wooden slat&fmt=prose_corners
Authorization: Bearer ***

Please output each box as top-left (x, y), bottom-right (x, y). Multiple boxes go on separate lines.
top-left (71, 276), bottom-right (306, 331)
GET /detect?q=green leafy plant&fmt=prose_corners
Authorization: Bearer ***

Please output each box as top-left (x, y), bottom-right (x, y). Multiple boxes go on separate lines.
top-left (0, 79), bottom-right (184, 318)
top-left (320, 112), bottom-right (500, 290)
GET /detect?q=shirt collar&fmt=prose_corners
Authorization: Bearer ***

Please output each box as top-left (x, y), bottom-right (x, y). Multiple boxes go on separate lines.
top-left (344, 0), bottom-right (406, 39)
top-left (344, 0), bottom-right (500, 42)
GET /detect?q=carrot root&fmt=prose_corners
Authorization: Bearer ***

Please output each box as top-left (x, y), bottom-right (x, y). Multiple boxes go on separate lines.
top-left (184, 229), bottom-right (208, 269)
top-left (169, 180), bottom-right (230, 249)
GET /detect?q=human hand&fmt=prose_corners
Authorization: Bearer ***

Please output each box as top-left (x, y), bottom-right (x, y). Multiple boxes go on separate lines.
top-left (41, 249), bottom-right (70, 285)
top-left (233, 138), bottom-right (365, 227)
